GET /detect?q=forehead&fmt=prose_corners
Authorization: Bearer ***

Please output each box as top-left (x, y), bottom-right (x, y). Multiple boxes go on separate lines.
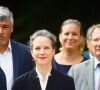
top-left (0, 19), bottom-right (12, 25)
top-left (92, 28), bottom-right (100, 38)
top-left (61, 23), bottom-right (80, 33)
top-left (33, 36), bottom-right (52, 45)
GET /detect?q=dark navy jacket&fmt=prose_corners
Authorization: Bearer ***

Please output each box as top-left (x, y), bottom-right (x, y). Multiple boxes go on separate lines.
top-left (11, 40), bottom-right (34, 80)
top-left (0, 39), bottom-right (34, 90)
top-left (12, 68), bottom-right (75, 90)
top-left (0, 68), bottom-right (6, 90)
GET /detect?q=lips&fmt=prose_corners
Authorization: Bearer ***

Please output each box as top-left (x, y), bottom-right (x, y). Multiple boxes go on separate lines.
top-left (39, 57), bottom-right (46, 60)
top-left (96, 49), bottom-right (100, 51)
top-left (67, 42), bottom-right (74, 45)
top-left (0, 37), bottom-right (5, 39)
top-left (0, 38), bottom-right (5, 40)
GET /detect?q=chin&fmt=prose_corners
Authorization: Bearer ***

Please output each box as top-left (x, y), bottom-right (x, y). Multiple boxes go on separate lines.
top-left (96, 53), bottom-right (100, 57)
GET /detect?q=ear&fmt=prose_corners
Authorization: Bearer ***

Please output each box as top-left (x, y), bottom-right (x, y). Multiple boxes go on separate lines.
top-left (86, 40), bottom-right (90, 48)
top-left (11, 25), bottom-right (14, 33)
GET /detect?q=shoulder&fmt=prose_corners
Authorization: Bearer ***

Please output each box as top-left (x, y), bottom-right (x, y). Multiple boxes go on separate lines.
top-left (52, 69), bottom-right (75, 89)
top-left (72, 59), bottom-right (93, 70)
top-left (52, 68), bottom-right (74, 83)
top-left (68, 59), bottom-right (94, 76)
top-left (11, 40), bottom-right (28, 47)
top-left (54, 52), bottom-right (62, 62)
top-left (10, 40), bottom-right (30, 51)
top-left (12, 70), bottom-right (34, 90)
top-left (14, 69), bottom-right (35, 82)
top-left (54, 53), bottom-right (59, 59)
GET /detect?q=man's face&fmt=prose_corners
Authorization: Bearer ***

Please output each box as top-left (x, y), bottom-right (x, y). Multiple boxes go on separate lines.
top-left (0, 19), bottom-right (13, 46)
top-left (91, 28), bottom-right (100, 58)
top-left (87, 40), bottom-right (95, 56)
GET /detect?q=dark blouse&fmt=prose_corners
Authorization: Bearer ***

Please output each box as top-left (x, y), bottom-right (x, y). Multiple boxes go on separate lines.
top-left (52, 57), bottom-right (87, 75)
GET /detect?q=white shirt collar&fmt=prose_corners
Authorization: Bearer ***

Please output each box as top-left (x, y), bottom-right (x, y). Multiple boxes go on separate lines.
top-left (1, 40), bottom-right (12, 55)
top-left (8, 40), bottom-right (12, 50)
top-left (35, 67), bottom-right (51, 80)
top-left (35, 67), bottom-right (51, 90)
top-left (89, 52), bottom-right (94, 59)
top-left (94, 57), bottom-right (100, 69)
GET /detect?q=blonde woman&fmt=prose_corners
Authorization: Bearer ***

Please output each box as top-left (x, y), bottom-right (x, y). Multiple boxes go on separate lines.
top-left (52, 19), bottom-right (87, 74)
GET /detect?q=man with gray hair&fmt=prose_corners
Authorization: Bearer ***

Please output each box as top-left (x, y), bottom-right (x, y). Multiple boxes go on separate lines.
top-left (0, 6), bottom-right (33, 90)
top-left (68, 24), bottom-right (100, 90)
top-left (82, 25), bottom-right (95, 59)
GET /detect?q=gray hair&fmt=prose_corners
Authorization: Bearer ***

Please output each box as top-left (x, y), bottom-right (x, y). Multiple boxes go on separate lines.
top-left (29, 29), bottom-right (57, 49)
top-left (0, 6), bottom-right (13, 24)
top-left (86, 24), bottom-right (100, 40)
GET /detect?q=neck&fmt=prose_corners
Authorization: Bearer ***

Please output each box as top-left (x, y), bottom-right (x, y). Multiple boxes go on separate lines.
top-left (61, 48), bottom-right (80, 57)
top-left (96, 56), bottom-right (100, 61)
top-left (55, 49), bottom-right (83, 65)
top-left (36, 64), bottom-right (52, 79)
top-left (0, 44), bottom-right (8, 54)
top-left (0, 40), bottom-right (9, 54)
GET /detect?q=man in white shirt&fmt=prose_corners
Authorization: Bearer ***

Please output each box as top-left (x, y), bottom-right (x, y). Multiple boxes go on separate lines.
top-left (82, 25), bottom-right (95, 59)
top-left (0, 6), bottom-right (33, 90)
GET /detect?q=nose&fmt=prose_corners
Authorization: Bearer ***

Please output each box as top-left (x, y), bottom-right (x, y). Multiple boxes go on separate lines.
top-left (39, 48), bottom-right (45, 54)
top-left (68, 34), bottom-right (73, 39)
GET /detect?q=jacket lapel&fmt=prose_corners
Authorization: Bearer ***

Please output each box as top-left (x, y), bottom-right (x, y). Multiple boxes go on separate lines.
top-left (11, 40), bottom-right (19, 80)
top-left (32, 69), bottom-right (41, 90)
top-left (46, 68), bottom-right (57, 90)
top-left (86, 59), bottom-right (94, 90)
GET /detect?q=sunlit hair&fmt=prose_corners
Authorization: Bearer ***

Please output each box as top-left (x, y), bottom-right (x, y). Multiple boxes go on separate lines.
top-left (78, 36), bottom-right (86, 54)
top-left (59, 19), bottom-right (85, 53)
top-left (0, 6), bottom-right (13, 24)
top-left (60, 19), bottom-right (83, 34)
top-left (29, 29), bottom-right (57, 49)
top-left (86, 24), bottom-right (100, 40)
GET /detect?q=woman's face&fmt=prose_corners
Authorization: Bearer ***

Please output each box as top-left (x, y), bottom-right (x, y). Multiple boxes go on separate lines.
top-left (31, 36), bottom-right (55, 66)
top-left (59, 23), bottom-right (82, 50)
